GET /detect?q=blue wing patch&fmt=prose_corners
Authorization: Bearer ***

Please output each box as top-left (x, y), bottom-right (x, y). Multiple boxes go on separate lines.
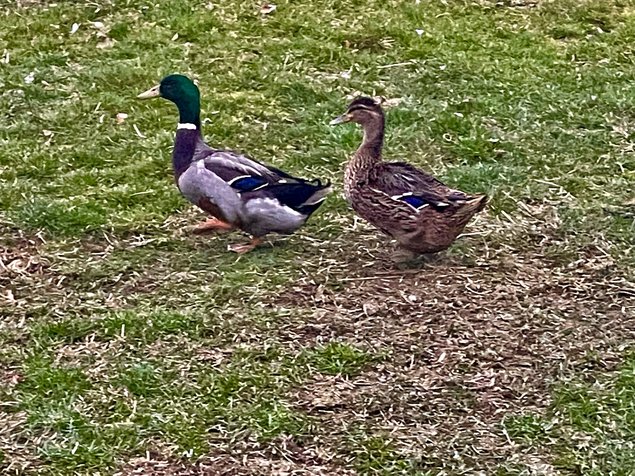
top-left (392, 192), bottom-right (449, 210)
top-left (399, 195), bottom-right (428, 208)
top-left (228, 175), bottom-right (268, 192)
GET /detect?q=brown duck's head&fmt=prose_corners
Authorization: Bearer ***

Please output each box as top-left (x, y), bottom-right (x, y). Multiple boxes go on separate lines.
top-left (330, 96), bottom-right (384, 126)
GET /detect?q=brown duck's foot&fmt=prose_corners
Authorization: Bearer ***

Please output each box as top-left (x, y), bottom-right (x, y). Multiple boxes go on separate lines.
top-left (390, 247), bottom-right (419, 263)
top-left (419, 253), bottom-right (443, 264)
top-left (228, 237), bottom-right (263, 254)
top-left (392, 248), bottom-right (442, 268)
top-left (191, 217), bottom-right (235, 234)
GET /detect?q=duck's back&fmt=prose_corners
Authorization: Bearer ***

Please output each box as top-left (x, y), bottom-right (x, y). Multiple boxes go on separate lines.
top-left (369, 162), bottom-right (470, 202)
top-left (178, 137), bottom-right (331, 236)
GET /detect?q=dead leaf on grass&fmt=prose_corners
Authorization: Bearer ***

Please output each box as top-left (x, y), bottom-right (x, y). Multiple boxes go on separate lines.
top-left (96, 38), bottom-right (116, 49)
top-left (260, 3), bottom-right (276, 14)
top-left (116, 112), bottom-right (128, 124)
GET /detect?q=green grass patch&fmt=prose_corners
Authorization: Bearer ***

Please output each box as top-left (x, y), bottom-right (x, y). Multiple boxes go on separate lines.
top-left (301, 341), bottom-right (379, 377)
top-left (349, 433), bottom-right (417, 475)
top-left (32, 309), bottom-right (206, 347)
top-left (9, 344), bottom-right (314, 472)
top-left (505, 352), bottom-right (635, 475)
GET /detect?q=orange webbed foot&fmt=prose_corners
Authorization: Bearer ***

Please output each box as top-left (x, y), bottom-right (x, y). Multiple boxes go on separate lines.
top-left (191, 217), bottom-right (235, 234)
top-left (227, 237), bottom-right (263, 254)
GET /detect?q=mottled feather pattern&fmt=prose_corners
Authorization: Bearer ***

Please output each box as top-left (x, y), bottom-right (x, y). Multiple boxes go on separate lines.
top-left (350, 186), bottom-right (418, 236)
top-left (349, 178), bottom-right (486, 253)
top-left (370, 162), bottom-right (470, 209)
top-left (341, 96), bottom-right (487, 254)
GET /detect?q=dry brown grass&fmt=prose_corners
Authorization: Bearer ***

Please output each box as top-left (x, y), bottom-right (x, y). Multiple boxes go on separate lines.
top-left (265, 203), bottom-right (635, 471)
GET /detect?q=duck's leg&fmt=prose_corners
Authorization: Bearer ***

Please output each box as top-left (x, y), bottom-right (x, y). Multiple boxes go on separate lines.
top-left (390, 245), bottom-right (441, 267)
top-left (191, 217), bottom-right (235, 234)
top-left (228, 237), bottom-right (263, 254)
top-left (390, 247), bottom-right (419, 264)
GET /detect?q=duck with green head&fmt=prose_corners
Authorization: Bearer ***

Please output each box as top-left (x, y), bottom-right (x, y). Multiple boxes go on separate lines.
top-left (331, 96), bottom-right (487, 257)
top-left (138, 74), bottom-right (331, 253)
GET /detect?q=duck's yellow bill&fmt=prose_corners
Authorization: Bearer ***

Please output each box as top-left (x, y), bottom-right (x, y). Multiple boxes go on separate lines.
top-left (329, 114), bottom-right (350, 125)
top-left (137, 84), bottom-right (160, 99)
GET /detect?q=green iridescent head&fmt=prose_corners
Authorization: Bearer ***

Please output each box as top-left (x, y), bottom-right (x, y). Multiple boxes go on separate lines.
top-left (138, 74), bottom-right (201, 125)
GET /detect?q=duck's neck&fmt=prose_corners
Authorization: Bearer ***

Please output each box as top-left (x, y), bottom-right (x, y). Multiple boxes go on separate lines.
top-left (352, 116), bottom-right (385, 168)
top-left (172, 96), bottom-right (202, 178)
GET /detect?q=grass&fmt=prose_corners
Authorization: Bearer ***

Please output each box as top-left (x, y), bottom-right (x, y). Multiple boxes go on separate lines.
top-left (504, 353), bottom-right (635, 474)
top-left (0, 0), bottom-right (634, 474)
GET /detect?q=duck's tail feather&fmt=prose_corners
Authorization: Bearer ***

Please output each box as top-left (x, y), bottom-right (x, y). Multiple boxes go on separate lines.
top-left (302, 183), bottom-right (332, 206)
top-left (265, 180), bottom-right (332, 216)
top-left (471, 194), bottom-right (488, 213)
top-left (455, 194), bottom-right (488, 220)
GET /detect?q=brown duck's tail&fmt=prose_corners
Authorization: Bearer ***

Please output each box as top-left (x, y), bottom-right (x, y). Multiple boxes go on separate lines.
top-left (472, 194), bottom-right (488, 213)
top-left (454, 194), bottom-right (488, 220)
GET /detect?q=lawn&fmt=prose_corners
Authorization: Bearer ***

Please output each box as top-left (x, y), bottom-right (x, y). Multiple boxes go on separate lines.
top-left (1, 0), bottom-right (634, 474)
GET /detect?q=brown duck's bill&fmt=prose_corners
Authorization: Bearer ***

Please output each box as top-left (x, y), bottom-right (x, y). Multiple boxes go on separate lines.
top-left (137, 84), bottom-right (160, 99)
top-left (329, 113), bottom-right (351, 125)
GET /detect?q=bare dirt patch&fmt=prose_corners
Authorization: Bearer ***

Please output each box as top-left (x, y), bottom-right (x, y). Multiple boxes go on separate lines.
top-left (274, 205), bottom-right (635, 470)
top-left (116, 439), bottom-right (356, 476)
top-left (0, 233), bottom-right (53, 329)
top-left (0, 411), bottom-right (35, 476)
top-left (0, 234), bottom-right (50, 286)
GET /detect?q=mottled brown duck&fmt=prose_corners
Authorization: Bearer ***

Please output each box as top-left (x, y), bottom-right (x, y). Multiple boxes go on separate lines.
top-left (330, 96), bottom-right (487, 255)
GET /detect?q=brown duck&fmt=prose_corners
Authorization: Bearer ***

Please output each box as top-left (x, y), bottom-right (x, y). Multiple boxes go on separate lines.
top-left (330, 97), bottom-right (487, 255)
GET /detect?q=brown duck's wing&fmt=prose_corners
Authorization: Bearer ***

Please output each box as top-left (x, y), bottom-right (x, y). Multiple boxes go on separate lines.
top-left (370, 162), bottom-right (471, 210)
top-left (373, 162), bottom-right (467, 197)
